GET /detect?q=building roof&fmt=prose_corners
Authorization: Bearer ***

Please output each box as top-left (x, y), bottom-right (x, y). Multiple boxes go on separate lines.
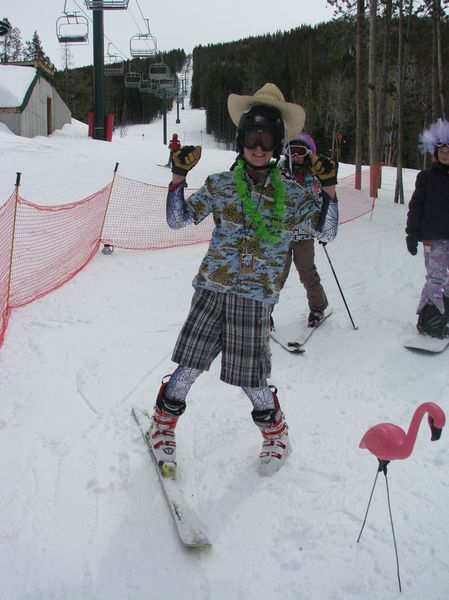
top-left (0, 65), bottom-right (38, 109)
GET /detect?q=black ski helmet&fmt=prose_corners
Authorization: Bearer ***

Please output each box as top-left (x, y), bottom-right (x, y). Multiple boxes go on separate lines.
top-left (236, 104), bottom-right (285, 159)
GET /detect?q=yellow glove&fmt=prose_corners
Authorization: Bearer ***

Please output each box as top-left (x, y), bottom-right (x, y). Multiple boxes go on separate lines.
top-left (172, 145), bottom-right (202, 176)
top-left (310, 154), bottom-right (338, 186)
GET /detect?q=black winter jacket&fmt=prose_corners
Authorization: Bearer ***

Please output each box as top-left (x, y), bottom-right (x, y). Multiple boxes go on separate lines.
top-left (406, 162), bottom-right (449, 241)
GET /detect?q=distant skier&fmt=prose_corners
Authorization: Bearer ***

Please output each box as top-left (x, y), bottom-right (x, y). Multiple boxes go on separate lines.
top-left (166, 133), bottom-right (181, 167)
top-left (146, 83), bottom-right (338, 479)
top-left (272, 132), bottom-right (338, 330)
top-left (406, 119), bottom-right (449, 338)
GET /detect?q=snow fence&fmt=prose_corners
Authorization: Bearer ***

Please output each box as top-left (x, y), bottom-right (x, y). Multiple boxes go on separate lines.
top-left (0, 166), bottom-right (380, 347)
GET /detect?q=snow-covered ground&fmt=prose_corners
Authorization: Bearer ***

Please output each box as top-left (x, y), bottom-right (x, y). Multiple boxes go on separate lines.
top-left (0, 101), bottom-right (448, 600)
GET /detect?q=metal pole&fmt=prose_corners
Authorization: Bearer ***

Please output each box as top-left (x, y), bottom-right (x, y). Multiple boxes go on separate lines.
top-left (176, 98), bottom-right (180, 124)
top-left (92, 6), bottom-right (105, 140)
top-left (320, 242), bottom-right (358, 330)
top-left (162, 88), bottom-right (167, 145)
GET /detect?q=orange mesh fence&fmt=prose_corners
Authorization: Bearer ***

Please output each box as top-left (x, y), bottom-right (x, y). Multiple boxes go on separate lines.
top-left (102, 167), bottom-right (378, 250)
top-left (0, 193), bottom-right (16, 346)
top-left (338, 165), bottom-right (380, 224)
top-left (0, 166), bottom-right (379, 348)
top-left (102, 174), bottom-right (214, 250)
top-left (8, 185), bottom-right (111, 310)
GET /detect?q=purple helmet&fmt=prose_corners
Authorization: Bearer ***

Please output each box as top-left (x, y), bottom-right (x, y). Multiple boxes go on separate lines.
top-left (285, 132), bottom-right (317, 155)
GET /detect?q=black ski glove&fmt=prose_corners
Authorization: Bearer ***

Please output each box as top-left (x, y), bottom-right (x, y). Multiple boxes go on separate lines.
top-left (172, 145), bottom-right (202, 176)
top-left (310, 154), bottom-right (338, 186)
top-left (406, 235), bottom-right (418, 256)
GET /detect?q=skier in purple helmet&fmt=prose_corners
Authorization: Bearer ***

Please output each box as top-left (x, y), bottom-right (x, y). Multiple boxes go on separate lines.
top-left (272, 132), bottom-right (338, 329)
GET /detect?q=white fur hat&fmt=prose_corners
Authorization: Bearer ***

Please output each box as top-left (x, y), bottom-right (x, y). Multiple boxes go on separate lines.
top-left (419, 119), bottom-right (449, 154)
top-left (227, 83), bottom-right (305, 139)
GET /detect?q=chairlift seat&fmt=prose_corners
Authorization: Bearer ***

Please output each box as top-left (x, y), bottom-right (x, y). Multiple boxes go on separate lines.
top-left (58, 34), bottom-right (88, 44)
top-left (105, 55), bottom-right (124, 76)
top-left (105, 62), bottom-right (124, 76)
top-left (158, 77), bottom-right (176, 90)
top-left (124, 72), bottom-right (142, 88)
top-left (148, 63), bottom-right (171, 81)
top-left (56, 13), bottom-right (89, 45)
top-left (85, 0), bottom-right (129, 9)
top-left (139, 77), bottom-right (158, 93)
top-left (130, 33), bottom-right (157, 58)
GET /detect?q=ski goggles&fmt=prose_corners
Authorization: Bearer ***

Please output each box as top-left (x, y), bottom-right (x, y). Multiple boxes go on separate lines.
top-left (287, 144), bottom-right (311, 158)
top-left (242, 129), bottom-right (276, 152)
top-left (435, 142), bottom-right (449, 148)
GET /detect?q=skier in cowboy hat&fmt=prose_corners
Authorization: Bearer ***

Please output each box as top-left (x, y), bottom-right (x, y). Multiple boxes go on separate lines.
top-left (146, 83), bottom-right (339, 478)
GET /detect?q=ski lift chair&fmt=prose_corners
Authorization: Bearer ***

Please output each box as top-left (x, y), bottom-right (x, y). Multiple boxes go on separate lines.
top-left (156, 85), bottom-right (177, 100)
top-left (56, 12), bottom-right (89, 44)
top-left (85, 1), bottom-right (129, 9)
top-left (158, 76), bottom-right (176, 90)
top-left (130, 32), bottom-right (157, 58)
top-left (124, 70), bottom-right (141, 88)
top-left (139, 77), bottom-right (157, 95)
top-left (104, 44), bottom-right (124, 76)
top-left (148, 62), bottom-right (171, 82)
top-left (129, 18), bottom-right (157, 58)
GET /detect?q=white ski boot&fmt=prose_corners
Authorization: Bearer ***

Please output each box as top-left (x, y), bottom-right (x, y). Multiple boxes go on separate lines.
top-left (148, 380), bottom-right (186, 479)
top-left (252, 387), bottom-right (291, 476)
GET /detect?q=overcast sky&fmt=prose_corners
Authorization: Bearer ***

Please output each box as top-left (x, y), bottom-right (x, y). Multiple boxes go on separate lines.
top-left (3, 0), bottom-right (335, 69)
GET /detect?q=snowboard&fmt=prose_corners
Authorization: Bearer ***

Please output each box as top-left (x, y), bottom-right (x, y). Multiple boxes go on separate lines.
top-left (404, 331), bottom-right (449, 353)
top-left (270, 310), bottom-right (333, 353)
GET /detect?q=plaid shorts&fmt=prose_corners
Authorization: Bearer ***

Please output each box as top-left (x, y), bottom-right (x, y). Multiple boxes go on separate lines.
top-left (172, 288), bottom-right (272, 387)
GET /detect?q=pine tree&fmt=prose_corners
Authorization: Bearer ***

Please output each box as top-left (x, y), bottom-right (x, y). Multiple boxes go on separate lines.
top-left (1, 25), bottom-right (22, 63)
top-left (23, 30), bottom-right (53, 69)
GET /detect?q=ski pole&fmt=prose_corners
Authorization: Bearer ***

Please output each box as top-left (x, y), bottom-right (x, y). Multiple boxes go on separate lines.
top-left (320, 242), bottom-right (358, 330)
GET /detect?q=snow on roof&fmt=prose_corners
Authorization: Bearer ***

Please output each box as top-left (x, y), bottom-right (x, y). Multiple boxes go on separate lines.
top-left (0, 65), bottom-right (37, 109)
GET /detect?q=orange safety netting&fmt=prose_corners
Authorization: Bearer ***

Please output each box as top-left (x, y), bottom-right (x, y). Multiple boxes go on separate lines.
top-left (0, 166), bottom-right (378, 347)
top-left (338, 167), bottom-right (378, 224)
top-left (102, 175), bottom-right (214, 250)
top-left (0, 193), bottom-right (16, 346)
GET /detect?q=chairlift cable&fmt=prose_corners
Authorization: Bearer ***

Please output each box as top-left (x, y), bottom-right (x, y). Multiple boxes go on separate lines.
top-left (127, 5), bottom-right (145, 34)
top-left (133, 0), bottom-right (148, 29)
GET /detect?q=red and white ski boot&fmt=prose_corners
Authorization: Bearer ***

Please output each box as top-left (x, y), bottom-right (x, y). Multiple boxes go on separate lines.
top-left (148, 379), bottom-right (186, 479)
top-left (252, 386), bottom-right (291, 476)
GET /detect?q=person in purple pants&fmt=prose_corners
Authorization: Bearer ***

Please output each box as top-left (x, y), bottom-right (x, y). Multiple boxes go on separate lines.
top-left (406, 119), bottom-right (449, 338)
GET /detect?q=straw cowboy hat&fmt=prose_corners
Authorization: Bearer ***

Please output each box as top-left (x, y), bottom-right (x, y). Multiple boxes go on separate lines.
top-left (227, 83), bottom-right (305, 139)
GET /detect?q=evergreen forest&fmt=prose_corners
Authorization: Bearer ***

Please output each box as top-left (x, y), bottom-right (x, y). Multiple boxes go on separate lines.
top-left (191, 12), bottom-right (448, 171)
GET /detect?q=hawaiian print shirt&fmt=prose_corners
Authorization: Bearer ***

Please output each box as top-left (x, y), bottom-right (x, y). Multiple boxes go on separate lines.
top-left (167, 168), bottom-right (337, 304)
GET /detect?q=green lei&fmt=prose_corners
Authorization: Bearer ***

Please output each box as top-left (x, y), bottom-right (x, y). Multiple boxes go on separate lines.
top-left (234, 159), bottom-right (286, 244)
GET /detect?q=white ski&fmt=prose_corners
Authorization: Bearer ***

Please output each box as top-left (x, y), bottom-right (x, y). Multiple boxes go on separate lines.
top-left (270, 329), bottom-right (305, 353)
top-left (270, 311), bottom-right (333, 353)
top-left (132, 407), bottom-right (212, 548)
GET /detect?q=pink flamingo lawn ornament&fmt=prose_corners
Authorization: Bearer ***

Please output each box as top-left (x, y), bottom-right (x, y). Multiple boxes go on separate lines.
top-left (357, 402), bottom-right (446, 592)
